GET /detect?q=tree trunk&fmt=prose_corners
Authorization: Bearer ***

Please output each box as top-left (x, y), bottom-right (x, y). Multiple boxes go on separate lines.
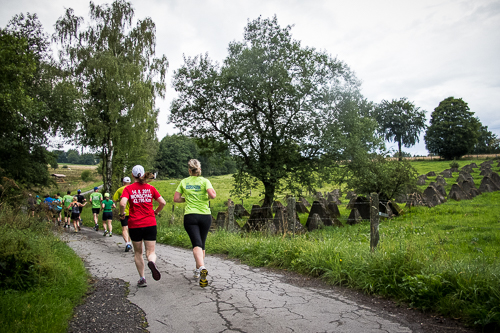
top-left (103, 138), bottom-right (114, 194)
top-left (398, 140), bottom-right (402, 161)
top-left (262, 181), bottom-right (275, 219)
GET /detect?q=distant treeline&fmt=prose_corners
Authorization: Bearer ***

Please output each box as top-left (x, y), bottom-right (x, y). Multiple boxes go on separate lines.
top-left (154, 134), bottom-right (237, 178)
top-left (53, 149), bottom-right (100, 165)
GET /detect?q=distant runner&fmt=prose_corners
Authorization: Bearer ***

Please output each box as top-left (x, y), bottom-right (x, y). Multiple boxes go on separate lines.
top-left (101, 193), bottom-right (115, 237)
top-left (90, 187), bottom-right (103, 231)
top-left (113, 177), bottom-right (132, 252)
top-left (69, 197), bottom-right (86, 232)
top-left (27, 194), bottom-right (36, 217)
top-left (76, 189), bottom-right (86, 227)
top-left (62, 191), bottom-right (73, 228)
top-left (35, 195), bottom-right (42, 217)
top-left (53, 193), bottom-right (63, 226)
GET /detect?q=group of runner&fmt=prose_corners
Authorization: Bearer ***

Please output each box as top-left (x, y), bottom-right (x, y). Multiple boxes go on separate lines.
top-left (117, 160), bottom-right (216, 288)
top-left (27, 159), bottom-right (216, 289)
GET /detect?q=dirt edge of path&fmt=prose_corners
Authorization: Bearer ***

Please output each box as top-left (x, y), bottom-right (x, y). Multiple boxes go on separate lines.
top-left (68, 277), bottom-right (148, 333)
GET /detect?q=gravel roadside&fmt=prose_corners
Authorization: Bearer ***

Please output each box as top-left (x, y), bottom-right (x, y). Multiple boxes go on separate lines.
top-left (68, 278), bottom-right (148, 333)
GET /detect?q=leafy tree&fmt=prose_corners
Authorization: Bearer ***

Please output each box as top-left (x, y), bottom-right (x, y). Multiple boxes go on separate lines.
top-left (375, 98), bottom-right (426, 161)
top-left (155, 134), bottom-right (199, 178)
top-left (170, 16), bottom-right (377, 208)
top-left (0, 14), bottom-right (79, 187)
top-left (53, 0), bottom-right (168, 193)
top-left (154, 135), bottom-right (237, 178)
top-left (424, 97), bottom-right (480, 160)
top-left (342, 154), bottom-right (417, 200)
top-left (472, 125), bottom-right (500, 154)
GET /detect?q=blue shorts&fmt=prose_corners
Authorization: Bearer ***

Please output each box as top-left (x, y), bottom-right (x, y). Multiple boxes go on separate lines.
top-left (102, 212), bottom-right (113, 221)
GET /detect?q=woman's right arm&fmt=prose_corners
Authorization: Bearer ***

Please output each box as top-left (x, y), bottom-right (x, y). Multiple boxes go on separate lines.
top-left (173, 191), bottom-right (185, 203)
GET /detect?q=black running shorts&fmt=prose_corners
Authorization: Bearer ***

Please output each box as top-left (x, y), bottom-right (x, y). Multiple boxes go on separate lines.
top-left (120, 215), bottom-right (129, 227)
top-left (71, 212), bottom-right (80, 221)
top-left (102, 212), bottom-right (113, 221)
top-left (129, 225), bottom-right (157, 242)
top-left (92, 208), bottom-right (100, 215)
top-left (183, 214), bottom-right (212, 250)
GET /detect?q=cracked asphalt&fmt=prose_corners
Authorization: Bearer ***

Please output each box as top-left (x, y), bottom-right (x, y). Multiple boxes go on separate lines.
top-left (60, 227), bottom-right (460, 333)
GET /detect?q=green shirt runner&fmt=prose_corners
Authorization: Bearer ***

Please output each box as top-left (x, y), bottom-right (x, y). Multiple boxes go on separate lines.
top-left (62, 194), bottom-right (73, 208)
top-left (90, 192), bottom-right (103, 209)
top-left (113, 185), bottom-right (130, 215)
top-left (102, 199), bottom-right (114, 212)
top-left (175, 176), bottom-right (214, 215)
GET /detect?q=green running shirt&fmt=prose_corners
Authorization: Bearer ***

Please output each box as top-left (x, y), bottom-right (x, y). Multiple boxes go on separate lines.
top-left (90, 192), bottom-right (103, 209)
top-left (62, 195), bottom-right (73, 208)
top-left (102, 199), bottom-right (114, 212)
top-left (175, 176), bottom-right (213, 215)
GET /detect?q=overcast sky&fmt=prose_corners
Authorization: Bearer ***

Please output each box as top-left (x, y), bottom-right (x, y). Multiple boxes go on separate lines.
top-left (2, 0), bottom-right (499, 155)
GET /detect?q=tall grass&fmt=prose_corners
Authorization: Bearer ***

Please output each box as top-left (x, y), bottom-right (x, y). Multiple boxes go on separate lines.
top-left (0, 209), bottom-right (89, 333)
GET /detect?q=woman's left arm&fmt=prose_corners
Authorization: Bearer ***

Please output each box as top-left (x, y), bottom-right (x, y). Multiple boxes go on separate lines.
top-left (154, 196), bottom-right (166, 215)
top-left (207, 188), bottom-right (216, 199)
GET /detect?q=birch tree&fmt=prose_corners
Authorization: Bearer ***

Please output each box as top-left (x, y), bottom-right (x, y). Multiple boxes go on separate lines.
top-left (53, 0), bottom-right (167, 193)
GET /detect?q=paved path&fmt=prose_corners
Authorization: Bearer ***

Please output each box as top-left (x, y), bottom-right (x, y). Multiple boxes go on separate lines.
top-left (61, 227), bottom-right (419, 333)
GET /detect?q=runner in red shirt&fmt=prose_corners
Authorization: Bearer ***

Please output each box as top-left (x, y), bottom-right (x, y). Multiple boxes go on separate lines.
top-left (120, 165), bottom-right (166, 288)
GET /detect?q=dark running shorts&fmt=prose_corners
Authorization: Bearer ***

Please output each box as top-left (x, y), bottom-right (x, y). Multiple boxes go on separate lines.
top-left (183, 214), bottom-right (212, 250)
top-left (102, 212), bottom-right (113, 221)
top-left (120, 215), bottom-right (129, 227)
top-left (64, 208), bottom-right (71, 218)
top-left (71, 213), bottom-right (80, 221)
top-left (92, 208), bottom-right (100, 215)
top-left (129, 225), bottom-right (157, 242)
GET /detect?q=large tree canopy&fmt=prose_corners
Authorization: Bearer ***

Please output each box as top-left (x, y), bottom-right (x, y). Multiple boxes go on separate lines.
top-left (424, 97), bottom-right (480, 160)
top-left (170, 16), bottom-right (378, 206)
top-left (0, 14), bottom-right (79, 187)
top-left (375, 97), bottom-right (426, 161)
top-left (54, 0), bottom-right (168, 193)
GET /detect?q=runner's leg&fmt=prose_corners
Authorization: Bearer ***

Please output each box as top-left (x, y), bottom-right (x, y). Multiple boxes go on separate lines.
top-left (133, 241), bottom-right (145, 277)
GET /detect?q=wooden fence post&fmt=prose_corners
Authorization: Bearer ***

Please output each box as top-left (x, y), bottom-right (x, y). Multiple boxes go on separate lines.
top-left (287, 197), bottom-right (296, 238)
top-left (228, 201), bottom-right (236, 232)
top-left (370, 193), bottom-right (380, 252)
top-left (170, 204), bottom-right (175, 226)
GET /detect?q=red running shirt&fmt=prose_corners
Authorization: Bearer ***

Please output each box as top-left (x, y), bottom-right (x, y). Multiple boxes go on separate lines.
top-left (121, 182), bottom-right (161, 228)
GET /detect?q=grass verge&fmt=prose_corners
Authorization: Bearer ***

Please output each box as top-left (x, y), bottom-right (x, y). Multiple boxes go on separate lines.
top-left (0, 210), bottom-right (89, 333)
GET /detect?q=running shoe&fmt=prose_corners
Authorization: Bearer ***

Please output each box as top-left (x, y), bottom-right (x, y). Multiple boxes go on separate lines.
top-left (109, 232), bottom-right (112, 237)
top-left (103, 230), bottom-right (108, 236)
top-left (193, 268), bottom-right (201, 279)
top-left (199, 268), bottom-right (208, 288)
top-left (125, 244), bottom-right (132, 252)
top-left (147, 261), bottom-right (161, 281)
top-left (78, 225), bottom-right (81, 231)
top-left (137, 277), bottom-right (147, 287)
top-left (94, 224), bottom-right (99, 231)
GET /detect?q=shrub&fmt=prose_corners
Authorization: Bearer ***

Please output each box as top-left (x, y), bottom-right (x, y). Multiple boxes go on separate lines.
top-left (62, 165), bottom-right (68, 169)
top-left (449, 160), bottom-right (459, 169)
top-left (81, 170), bottom-right (93, 182)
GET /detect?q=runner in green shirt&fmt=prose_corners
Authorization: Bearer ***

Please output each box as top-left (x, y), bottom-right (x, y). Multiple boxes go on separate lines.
top-left (90, 187), bottom-right (103, 231)
top-left (101, 193), bottom-right (115, 237)
top-left (62, 191), bottom-right (73, 228)
top-left (174, 159), bottom-right (216, 288)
